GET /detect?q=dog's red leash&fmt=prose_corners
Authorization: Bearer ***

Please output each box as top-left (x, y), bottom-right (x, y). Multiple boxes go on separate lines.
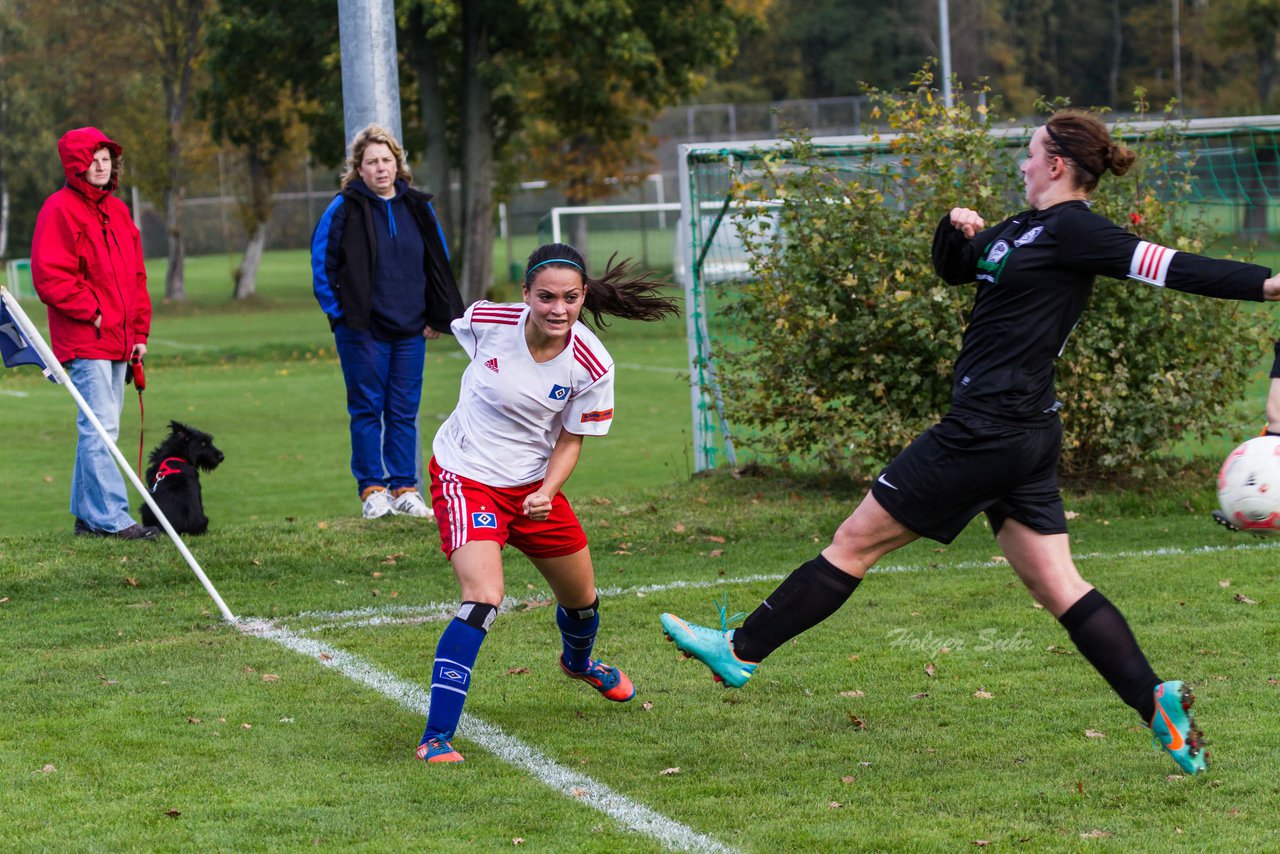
top-left (127, 356), bottom-right (146, 479)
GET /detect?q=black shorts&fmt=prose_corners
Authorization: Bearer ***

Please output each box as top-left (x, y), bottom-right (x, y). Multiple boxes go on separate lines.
top-left (870, 410), bottom-right (1068, 544)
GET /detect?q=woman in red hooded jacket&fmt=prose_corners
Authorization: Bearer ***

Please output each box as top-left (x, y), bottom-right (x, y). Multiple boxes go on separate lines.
top-left (32, 127), bottom-right (157, 540)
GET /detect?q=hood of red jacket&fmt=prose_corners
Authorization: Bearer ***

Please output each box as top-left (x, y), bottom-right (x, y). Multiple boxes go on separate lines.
top-left (57, 127), bottom-right (122, 199)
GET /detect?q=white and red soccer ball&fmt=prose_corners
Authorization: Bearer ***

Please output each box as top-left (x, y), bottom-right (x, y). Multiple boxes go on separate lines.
top-left (1217, 435), bottom-right (1280, 536)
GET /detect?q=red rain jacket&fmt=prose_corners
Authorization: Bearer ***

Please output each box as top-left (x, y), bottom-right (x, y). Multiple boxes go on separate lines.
top-left (32, 127), bottom-right (151, 363)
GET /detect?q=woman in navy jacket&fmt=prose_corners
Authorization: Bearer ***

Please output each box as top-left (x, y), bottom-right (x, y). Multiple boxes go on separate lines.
top-left (311, 124), bottom-right (463, 519)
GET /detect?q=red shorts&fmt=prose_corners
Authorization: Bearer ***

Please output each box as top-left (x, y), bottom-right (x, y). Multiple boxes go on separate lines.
top-left (428, 457), bottom-right (588, 559)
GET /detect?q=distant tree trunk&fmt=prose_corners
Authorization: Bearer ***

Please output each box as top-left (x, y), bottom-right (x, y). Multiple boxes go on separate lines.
top-left (232, 149), bottom-right (272, 300)
top-left (459, 5), bottom-right (494, 305)
top-left (1108, 0), bottom-right (1122, 108)
top-left (0, 20), bottom-right (7, 261)
top-left (407, 7), bottom-right (453, 251)
top-left (233, 222), bottom-right (266, 299)
top-left (164, 184), bottom-right (186, 301)
top-left (0, 188), bottom-right (8, 261)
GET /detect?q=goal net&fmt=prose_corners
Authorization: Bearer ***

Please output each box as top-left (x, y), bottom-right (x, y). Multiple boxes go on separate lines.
top-left (677, 114), bottom-right (1280, 472)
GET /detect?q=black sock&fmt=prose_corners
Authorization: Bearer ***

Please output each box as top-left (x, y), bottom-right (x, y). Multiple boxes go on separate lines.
top-left (1058, 589), bottom-right (1161, 722)
top-left (732, 554), bottom-right (860, 663)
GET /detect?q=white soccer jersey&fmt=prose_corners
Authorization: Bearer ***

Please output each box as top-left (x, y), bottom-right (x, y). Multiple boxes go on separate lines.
top-left (433, 301), bottom-right (615, 487)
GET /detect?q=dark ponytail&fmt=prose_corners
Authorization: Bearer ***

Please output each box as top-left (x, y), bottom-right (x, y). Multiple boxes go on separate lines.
top-left (522, 243), bottom-right (680, 329)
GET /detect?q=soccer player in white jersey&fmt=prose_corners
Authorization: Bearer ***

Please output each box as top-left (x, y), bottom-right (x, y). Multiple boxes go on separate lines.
top-left (416, 243), bottom-right (679, 764)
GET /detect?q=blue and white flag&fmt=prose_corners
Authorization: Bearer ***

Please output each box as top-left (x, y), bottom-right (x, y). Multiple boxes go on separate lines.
top-left (0, 299), bottom-right (57, 382)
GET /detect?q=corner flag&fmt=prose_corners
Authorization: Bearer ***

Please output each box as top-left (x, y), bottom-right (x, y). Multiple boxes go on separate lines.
top-left (0, 295), bottom-right (57, 381)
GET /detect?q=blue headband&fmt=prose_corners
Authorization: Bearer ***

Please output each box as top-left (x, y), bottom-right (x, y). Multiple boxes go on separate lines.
top-left (525, 258), bottom-right (583, 279)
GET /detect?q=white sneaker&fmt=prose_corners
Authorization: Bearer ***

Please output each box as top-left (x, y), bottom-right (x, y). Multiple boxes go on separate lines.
top-left (391, 489), bottom-right (433, 518)
top-left (362, 488), bottom-right (394, 519)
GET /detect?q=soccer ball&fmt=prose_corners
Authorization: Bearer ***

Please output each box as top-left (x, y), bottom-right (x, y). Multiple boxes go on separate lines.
top-left (1216, 435), bottom-right (1280, 536)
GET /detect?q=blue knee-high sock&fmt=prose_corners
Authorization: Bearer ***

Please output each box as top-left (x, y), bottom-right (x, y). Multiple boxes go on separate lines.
top-left (422, 602), bottom-right (497, 744)
top-left (556, 598), bottom-right (600, 673)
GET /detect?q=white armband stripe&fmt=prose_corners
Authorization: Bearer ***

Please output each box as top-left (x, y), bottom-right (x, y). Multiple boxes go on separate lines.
top-left (1129, 240), bottom-right (1177, 287)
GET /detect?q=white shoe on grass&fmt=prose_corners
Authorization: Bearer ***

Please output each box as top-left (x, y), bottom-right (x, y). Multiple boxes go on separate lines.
top-left (361, 488), bottom-right (394, 519)
top-left (391, 489), bottom-right (432, 518)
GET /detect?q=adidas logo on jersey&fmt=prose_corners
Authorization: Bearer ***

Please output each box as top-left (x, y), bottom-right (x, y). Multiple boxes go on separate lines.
top-left (484, 358), bottom-right (499, 373)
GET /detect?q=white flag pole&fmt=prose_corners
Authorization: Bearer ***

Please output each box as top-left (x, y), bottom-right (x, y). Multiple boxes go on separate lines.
top-left (0, 286), bottom-right (236, 623)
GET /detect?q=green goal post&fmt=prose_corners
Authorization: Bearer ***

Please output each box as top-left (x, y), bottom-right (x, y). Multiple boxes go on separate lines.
top-left (677, 114), bottom-right (1280, 472)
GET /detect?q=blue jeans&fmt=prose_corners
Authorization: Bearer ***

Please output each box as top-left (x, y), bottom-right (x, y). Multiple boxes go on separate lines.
top-left (67, 358), bottom-right (135, 532)
top-left (333, 324), bottom-right (425, 495)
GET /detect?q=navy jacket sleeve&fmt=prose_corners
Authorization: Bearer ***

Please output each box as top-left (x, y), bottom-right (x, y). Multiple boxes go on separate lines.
top-left (311, 195), bottom-right (348, 320)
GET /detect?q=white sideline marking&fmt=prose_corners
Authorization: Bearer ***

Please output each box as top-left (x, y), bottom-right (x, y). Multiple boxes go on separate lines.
top-left (287, 538), bottom-right (1280, 632)
top-left (0, 389), bottom-right (30, 397)
top-left (238, 618), bottom-right (737, 854)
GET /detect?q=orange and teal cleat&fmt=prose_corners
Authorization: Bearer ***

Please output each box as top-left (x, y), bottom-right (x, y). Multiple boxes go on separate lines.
top-left (416, 736), bottom-right (464, 764)
top-left (560, 656), bottom-right (635, 702)
top-left (1150, 680), bottom-right (1208, 774)
top-left (659, 611), bottom-right (757, 688)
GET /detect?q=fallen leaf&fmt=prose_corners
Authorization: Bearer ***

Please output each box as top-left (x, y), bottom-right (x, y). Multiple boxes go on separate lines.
top-left (33, 764), bottom-right (56, 775)
top-left (975, 841), bottom-right (991, 848)
top-left (124, 577), bottom-right (139, 588)
top-left (165, 809), bottom-right (182, 818)
top-left (840, 690), bottom-right (865, 698)
top-left (673, 522), bottom-right (686, 533)
top-left (372, 571), bottom-right (384, 578)
top-left (1076, 780), bottom-right (1085, 796)
top-left (0, 597), bottom-right (9, 604)
top-left (1166, 774), bottom-right (1184, 782)
top-left (1031, 602), bottom-right (1045, 610)
top-left (841, 775), bottom-right (854, 784)
top-left (1268, 678), bottom-right (1279, 685)
top-left (939, 646), bottom-right (951, 654)
top-left (974, 689), bottom-right (994, 699)
top-left (858, 761), bottom-right (872, 767)
top-left (659, 767), bottom-right (681, 776)
top-left (316, 521), bottom-right (328, 530)
top-left (1046, 645), bottom-right (1074, 655)
top-left (279, 717), bottom-right (295, 723)
top-left (262, 674), bottom-right (280, 682)
top-left (571, 787), bottom-right (589, 797)
top-left (924, 663), bottom-right (936, 678)
top-left (829, 801), bottom-right (843, 809)
top-left (243, 666), bottom-right (256, 674)
top-left (612, 550), bottom-right (632, 556)
top-left (709, 549), bottom-right (724, 558)
top-left (910, 692), bottom-right (928, 700)
top-left (241, 723), bottom-right (252, 730)
top-left (847, 713), bottom-right (866, 730)
top-left (1079, 830), bottom-right (1113, 839)
top-left (1064, 510), bottom-right (1079, 520)
top-left (1084, 729), bottom-right (1106, 739)
top-left (506, 667), bottom-right (530, 676)
top-left (1234, 593), bottom-right (1258, 605)
top-left (641, 701), bottom-right (654, 711)
top-left (318, 653), bottom-right (332, 661)
top-left (1219, 579), bottom-right (1231, 588)
top-left (512, 839), bottom-right (524, 846)
top-left (989, 555), bottom-right (1008, 565)
top-left (187, 717), bottom-right (201, 724)
top-left (706, 535), bottom-right (726, 543)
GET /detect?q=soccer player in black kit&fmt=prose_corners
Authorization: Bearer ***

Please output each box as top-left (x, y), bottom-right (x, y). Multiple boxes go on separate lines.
top-left (661, 110), bottom-right (1280, 775)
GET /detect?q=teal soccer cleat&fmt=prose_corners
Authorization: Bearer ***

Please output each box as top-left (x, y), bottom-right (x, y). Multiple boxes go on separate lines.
top-left (659, 610), bottom-right (758, 688)
top-left (1150, 680), bottom-right (1207, 774)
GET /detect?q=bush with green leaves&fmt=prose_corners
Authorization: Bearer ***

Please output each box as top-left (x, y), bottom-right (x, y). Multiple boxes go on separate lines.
top-left (721, 70), bottom-right (1269, 480)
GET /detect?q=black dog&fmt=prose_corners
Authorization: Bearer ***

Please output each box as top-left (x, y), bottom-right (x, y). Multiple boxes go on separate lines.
top-left (140, 421), bottom-right (225, 535)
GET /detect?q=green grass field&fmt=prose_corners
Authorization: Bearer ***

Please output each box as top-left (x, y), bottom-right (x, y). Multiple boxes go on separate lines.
top-left (3, 250), bottom-right (1280, 852)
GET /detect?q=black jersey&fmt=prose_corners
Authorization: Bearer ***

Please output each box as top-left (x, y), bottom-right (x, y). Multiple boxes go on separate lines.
top-left (931, 200), bottom-right (1268, 423)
